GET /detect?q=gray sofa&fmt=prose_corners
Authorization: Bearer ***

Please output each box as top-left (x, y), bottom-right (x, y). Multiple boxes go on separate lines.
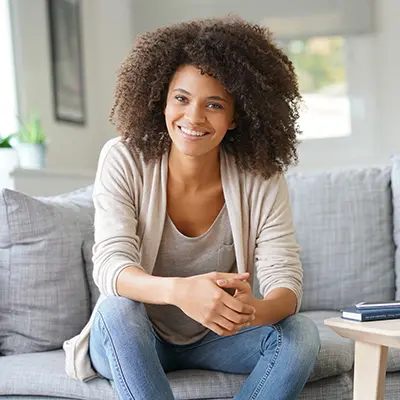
top-left (1, 155), bottom-right (400, 400)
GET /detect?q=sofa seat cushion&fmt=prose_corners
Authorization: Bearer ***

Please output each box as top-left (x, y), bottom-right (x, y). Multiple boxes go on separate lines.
top-left (387, 348), bottom-right (400, 373)
top-left (303, 310), bottom-right (354, 380)
top-left (0, 311), bottom-right (352, 399)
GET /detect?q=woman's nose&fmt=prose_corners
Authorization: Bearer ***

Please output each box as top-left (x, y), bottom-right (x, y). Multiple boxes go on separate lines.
top-left (185, 103), bottom-right (206, 124)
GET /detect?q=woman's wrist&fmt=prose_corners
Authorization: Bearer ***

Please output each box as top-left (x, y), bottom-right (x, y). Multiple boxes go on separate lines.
top-left (167, 277), bottom-right (185, 306)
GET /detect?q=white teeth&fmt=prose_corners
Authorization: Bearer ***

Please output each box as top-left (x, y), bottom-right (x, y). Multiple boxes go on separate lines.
top-left (180, 126), bottom-right (207, 137)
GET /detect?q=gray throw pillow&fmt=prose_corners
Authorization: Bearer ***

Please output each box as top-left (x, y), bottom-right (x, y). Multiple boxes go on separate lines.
top-left (0, 186), bottom-right (94, 355)
top-left (82, 237), bottom-right (100, 311)
top-left (286, 166), bottom-right (395, 311)
top-left (392, 156), bottom-right (400, 299)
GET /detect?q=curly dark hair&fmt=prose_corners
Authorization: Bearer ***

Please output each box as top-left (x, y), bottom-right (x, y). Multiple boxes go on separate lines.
top-left (110, 16), bottom-right (301, 178)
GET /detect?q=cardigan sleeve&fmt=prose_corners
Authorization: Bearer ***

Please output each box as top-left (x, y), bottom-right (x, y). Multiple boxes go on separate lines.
top-left (254, 174), bottom-right (303, 313)
top-left (92, 139), bottom-right (144, 297)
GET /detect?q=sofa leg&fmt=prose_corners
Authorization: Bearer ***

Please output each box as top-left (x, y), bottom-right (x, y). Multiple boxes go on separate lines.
top-left (353, 341), bottom-right (388, 400)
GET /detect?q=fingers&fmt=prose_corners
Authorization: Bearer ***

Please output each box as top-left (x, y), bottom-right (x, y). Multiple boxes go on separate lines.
top-left (216, 279), bottom-right (250, 291)
top-left (213, 272), bottom-right (249, 282)
top-left (219, 305), bottom-right (255, 325)
top-left (206, 322), bottom-right (235, 336)
top-left (220, 291), bottom-right (255, 315)
top-left (206, 319), bottom-right (250, 336)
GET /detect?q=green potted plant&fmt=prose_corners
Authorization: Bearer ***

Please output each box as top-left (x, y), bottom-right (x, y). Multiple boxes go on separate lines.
top-left (0, 133), bottom-right (19, 178)
top-left (15, 113), bottom-right (47, 169)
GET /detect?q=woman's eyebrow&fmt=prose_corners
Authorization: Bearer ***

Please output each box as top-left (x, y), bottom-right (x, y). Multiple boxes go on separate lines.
top-left (172, 88), bottom-right (228, 103)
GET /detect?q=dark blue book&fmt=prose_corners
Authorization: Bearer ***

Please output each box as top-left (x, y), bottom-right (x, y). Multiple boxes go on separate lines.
top-left (341, 306), bottom-right (400, 322)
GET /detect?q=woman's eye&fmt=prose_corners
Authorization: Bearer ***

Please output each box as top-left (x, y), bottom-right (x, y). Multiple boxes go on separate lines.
top-left (207, 103), bottom-right (224, 110)
top-left (175, 95), bottom-right (187, 102)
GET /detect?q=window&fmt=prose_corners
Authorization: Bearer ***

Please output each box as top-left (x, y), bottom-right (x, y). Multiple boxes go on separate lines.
top-left (281, 36), bottom-right (351, 140)
top-left (0, 0), bottom-right (18, 138)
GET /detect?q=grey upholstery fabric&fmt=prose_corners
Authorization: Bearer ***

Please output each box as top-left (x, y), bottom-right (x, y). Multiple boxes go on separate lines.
top-left (392, 156), bottom-right (400, 299)
top-left (286, 167), bottom-right (395, 311)
top-left (304, 311), bottom-right (354, 381)
top-left (0, 186), bottom-right (94, 356)
top-left (82, 238), bottom-right (100, 311)
top-left (0, 311), bottom-right (351, 399)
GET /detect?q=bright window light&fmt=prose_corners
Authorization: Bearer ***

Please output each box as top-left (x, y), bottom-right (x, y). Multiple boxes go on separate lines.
top-left (0, 0), bottom-right (18, 138)
top-left (281, 36), bottom-right (351, 140)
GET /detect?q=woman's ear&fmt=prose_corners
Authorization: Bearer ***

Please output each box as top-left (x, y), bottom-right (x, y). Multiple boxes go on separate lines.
top-left (228, 119), bottom-right (237, 130)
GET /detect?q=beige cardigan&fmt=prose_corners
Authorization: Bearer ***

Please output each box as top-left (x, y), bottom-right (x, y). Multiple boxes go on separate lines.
top-left (63, 137), bottom-right (303, 382)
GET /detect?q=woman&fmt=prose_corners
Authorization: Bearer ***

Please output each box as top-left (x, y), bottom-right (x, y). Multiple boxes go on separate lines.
top-left (68, 16), bottom-right (320, 400)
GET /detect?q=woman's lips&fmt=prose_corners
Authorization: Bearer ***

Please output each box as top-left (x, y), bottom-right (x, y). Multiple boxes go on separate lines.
top-left (178, 126), bottom-right (209, 141)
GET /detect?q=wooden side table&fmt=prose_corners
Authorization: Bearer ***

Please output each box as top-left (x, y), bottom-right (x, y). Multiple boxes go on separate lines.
top-left (325, 317), bottom-right (400, 400)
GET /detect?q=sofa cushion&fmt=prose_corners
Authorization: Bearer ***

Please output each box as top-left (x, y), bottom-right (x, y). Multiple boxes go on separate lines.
top-left (0, 311), bottom-right (351, 400)
top-left (0, 186), bottom-right (94, 355)
top-left (286, 167), bottom-right (395, 311)
top-left (303, 311), bottom-right (354, 380)
top-left (393, 156), bottom-right (400, 299)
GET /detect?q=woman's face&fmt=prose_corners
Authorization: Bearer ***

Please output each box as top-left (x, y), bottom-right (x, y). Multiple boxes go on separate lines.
top-left (164, 64), bottom-right (236, 158)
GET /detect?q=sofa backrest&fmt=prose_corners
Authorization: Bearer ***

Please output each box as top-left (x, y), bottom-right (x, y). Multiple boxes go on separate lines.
top-left (286, 166), bottom-right (395, 312)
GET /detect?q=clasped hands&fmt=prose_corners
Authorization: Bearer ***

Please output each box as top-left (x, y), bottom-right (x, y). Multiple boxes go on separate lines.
top-left (172, 271), bottom-right (257, 336)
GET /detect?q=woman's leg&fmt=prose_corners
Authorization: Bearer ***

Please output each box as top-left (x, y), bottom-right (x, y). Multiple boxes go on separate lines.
top-left (170, 313), bottom-right (320, 400)
top-left (89, 296), bottom-right (175, 400)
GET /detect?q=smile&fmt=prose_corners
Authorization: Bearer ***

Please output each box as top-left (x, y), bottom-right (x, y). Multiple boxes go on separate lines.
top-left (178, 126), bottom-right (209, 139)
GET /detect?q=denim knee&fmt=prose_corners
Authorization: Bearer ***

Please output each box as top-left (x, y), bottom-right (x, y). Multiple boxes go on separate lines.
top-left (96, 296), bottom-right (150, 331)
top-left (276, 313), bottom-right (321, 365)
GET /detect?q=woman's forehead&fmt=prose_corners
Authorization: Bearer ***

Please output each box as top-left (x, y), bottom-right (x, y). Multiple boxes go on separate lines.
top-left (169, 65), bottom-right (232, 99)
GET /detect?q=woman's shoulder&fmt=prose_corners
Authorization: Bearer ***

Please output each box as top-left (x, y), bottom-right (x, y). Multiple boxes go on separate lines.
top-left (99, 137), bottom-right (157, 176)
top-left (99, 137), bottom-right (141, 164)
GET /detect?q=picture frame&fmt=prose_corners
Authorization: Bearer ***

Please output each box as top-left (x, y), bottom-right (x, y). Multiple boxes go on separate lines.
top-left (48, 0), bottom-right (85, 125)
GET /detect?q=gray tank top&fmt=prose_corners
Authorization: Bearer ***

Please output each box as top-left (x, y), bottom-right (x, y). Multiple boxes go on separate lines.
top-left (145, 204), bottom-right (237, 345)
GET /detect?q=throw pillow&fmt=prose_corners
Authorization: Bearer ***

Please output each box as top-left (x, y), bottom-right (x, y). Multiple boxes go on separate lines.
top-left (82, 237), bottom-right (100, 311)
top-left (392, 156), bottom-right (400, 299)
top-left (286, 166), bottom-right (395, 312)
top-left (0, 186), bottom-right (94, 355)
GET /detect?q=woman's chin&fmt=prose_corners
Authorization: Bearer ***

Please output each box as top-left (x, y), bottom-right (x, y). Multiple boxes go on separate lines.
top-left (170, 141), bottom-right (216, 159)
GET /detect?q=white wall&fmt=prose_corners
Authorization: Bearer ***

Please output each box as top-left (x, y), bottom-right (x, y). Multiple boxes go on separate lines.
top-left (9, 0), bottom-right (400, 174)
top-left (374, 0), bottom-right (400, 161)
top-left (10, 0), bottom-right (134, 173)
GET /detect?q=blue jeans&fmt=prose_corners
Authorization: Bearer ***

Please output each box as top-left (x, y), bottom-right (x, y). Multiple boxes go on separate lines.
top-left (89, 297), bottom-right (320, 400)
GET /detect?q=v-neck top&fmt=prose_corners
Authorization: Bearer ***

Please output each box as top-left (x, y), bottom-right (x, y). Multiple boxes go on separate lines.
top-left (145, 204), bottom-right (237, 344)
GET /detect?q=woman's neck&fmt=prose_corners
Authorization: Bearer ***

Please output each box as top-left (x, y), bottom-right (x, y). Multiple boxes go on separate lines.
top-left (168, 145), bottom-right (221, 192)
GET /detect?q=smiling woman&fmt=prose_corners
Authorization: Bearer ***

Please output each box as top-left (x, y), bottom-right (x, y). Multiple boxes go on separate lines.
top-left (64, 16), bottom-right (320, 400)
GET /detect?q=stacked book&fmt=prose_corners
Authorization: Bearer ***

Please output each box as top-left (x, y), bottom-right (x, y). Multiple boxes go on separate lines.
top-left (341, 301), bottom-right (400, 322)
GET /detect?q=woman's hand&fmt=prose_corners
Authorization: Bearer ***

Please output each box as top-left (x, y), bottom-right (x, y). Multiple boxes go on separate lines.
top-left (216, 277), bottom-right (256, 316)
top-left (172, 272), bottom-right (256, 336)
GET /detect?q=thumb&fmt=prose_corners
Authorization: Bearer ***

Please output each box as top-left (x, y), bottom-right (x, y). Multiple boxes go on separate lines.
top-left (216, 278), bottom-right (250, 291)
top-left (213, 272), bottom-right (249, 282)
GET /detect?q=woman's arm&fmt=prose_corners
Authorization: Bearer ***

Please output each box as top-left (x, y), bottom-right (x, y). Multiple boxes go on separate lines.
top-left (116, 266), bottom-right (176, 304)
top-left (91, 140), bottom-right (146, 297)
top-left (254, 174), bottom-right (303, 316)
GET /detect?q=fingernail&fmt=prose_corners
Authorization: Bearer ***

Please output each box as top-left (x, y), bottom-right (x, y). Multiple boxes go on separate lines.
top-left (217, 279), bottom-right (227, 285)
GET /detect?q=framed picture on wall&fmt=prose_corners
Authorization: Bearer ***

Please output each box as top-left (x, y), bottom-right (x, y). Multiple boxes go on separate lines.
top-left (48, 0), bottom-right (85, 125)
